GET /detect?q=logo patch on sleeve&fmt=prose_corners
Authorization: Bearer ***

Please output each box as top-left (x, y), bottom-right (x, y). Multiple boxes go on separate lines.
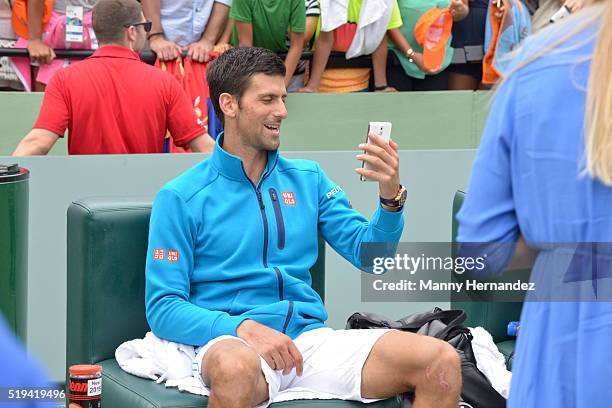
top-left (282, 191), bottom-right (296, 206)
top-left (167, 250), bottom-right (179, 262)
top-left (153, 248), bottom-right (179, 262)
top-left (153, 248), bottom-right (166, 261)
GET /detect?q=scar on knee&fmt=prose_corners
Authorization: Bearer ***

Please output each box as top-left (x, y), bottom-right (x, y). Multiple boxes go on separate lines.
top-left (425, 365), bottom-right (451, 391)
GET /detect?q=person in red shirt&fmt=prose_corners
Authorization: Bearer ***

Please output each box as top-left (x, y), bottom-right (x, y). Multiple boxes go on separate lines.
top-left (12, 0), bottom-right (214, 155)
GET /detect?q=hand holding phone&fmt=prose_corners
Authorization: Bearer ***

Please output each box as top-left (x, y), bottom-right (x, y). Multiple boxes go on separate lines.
top-left (360, 122), bottom-right (392, 182)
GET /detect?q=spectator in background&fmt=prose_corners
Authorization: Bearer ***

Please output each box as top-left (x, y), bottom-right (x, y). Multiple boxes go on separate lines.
top-left (387, 0), bottom-right (468, 91)
top-left (447, 0), bottom-right (487, 90)
top-left (300, 0), bottom-right (403, 93)
top-left (0, 0), bottom-right (24, 90)
top-left (286, 0), bottom-right (320, 92)
top-left (230, 0), bottom-right (306, 86)
top-left (12, 0), bottom-right (97, 91)
top-left (12, 0), bottom-right (214, 155)
top-left (141, 0), bottom-right (232, 63)
top-left (531, 0), bottom-right (584, 32)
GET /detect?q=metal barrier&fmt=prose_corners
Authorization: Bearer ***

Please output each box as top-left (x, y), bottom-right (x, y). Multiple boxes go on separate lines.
top-left (0, 48), bottom-right (375, 67)
top-left (1, 48), bottom-right (168, 64)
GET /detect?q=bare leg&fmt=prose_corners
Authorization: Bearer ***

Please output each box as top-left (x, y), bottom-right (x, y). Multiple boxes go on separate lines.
top-left (201, 339), bottom-right (270, 408)
top-left (372, 38), bottom-right (396, 92)
top-left (31, 66), bottom-right (46, 92)
top-left (300, 30), bottom-right (333, 92)
top-left (361, 330), bottom-right (461, 408)
top-left (448, 71), bottom-right (479, 90)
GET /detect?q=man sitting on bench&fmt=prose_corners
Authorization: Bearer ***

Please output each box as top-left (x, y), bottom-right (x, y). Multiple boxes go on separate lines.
top-left (145, 47), bottom-right (461, 408)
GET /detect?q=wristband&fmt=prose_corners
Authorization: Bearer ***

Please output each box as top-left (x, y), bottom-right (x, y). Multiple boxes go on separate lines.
top-left (147, 32), bottom-right (164, 40)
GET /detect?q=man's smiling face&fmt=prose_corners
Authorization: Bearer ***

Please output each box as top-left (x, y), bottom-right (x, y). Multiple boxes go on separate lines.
top-left (234, 73), bottom-right (288, 152)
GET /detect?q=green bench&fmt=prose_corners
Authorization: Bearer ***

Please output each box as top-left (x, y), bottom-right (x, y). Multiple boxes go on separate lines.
top-left (66, 197), bottom-right (401, 407)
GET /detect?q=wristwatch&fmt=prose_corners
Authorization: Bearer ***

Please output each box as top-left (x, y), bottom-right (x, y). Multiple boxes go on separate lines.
top-left (380, 185), bottom-right (407, 208)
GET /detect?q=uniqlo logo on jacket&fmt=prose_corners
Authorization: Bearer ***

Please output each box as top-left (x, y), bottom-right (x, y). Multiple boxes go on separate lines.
top-left (282, 192), bottom-right (296, 206)
top-left (167, 250), bottom-right (179, 262)
top-left (153, 248), bottom-right (179, 262)
top-left (153, 248), bottom-right (166, 260)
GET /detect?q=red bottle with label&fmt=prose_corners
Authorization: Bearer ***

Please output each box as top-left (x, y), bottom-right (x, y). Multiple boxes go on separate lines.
top-left (69, 364), bottom-right (102, 407)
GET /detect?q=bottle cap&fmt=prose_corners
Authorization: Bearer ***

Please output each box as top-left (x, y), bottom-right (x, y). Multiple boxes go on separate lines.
top-left (507, 321), bottom-right (520, 336)
top-left (69, 365), bottom-right (103, 376)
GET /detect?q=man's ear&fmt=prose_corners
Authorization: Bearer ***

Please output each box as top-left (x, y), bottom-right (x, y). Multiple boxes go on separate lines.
top-left (219, 93), bottom-right (238, 120)
top-left (126, 26), bottom-right (136, 45)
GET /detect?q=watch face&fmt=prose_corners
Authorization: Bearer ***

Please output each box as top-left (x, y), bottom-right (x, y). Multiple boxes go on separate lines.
top-left (398, 187), bottom-right (407, 205)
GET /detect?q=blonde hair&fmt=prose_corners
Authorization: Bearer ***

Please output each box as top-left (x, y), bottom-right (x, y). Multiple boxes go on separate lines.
top-left (495, 0), bottom-right (612, 184)
top-left (585, 0), bottom-right (612, 185)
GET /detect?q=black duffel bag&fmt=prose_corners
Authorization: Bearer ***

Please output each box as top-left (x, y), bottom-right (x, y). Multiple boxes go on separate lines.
top-left (346, 307), bottom-right (506, 408)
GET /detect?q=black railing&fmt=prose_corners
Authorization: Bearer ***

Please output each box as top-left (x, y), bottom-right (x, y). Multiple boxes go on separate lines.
top-left (0, 47), bottom-right (375, 68)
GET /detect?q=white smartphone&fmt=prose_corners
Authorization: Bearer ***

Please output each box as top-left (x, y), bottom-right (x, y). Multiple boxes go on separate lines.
top-left (360, 121), bottom-right (392, 182)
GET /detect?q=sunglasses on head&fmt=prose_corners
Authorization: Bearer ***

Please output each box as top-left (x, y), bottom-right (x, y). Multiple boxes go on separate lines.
top-left (124, 20), bottom-right (152, 32)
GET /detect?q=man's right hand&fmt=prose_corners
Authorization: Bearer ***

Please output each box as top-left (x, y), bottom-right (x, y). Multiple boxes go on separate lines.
top-left (27, 39), bottom-right (55, 65)
top-left (236, 320), bottom-right (304, 376)
top-left (149, 35), bottom-right (183, 61)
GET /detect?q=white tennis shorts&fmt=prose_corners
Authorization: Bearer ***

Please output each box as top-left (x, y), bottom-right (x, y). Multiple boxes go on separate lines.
top-left (192, 327), bottom-right (393, 407)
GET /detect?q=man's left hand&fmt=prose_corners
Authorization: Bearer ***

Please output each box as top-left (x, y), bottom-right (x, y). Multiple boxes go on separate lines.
top-left (186, 38), bottom-right (214, 62)
top-left (355, 133), bottom-right (401, 200)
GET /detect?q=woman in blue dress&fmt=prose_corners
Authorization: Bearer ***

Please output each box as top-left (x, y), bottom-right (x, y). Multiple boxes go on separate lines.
top-left (456, 1), bottom-right (612, 407)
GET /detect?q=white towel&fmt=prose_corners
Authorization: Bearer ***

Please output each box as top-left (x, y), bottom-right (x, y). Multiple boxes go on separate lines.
top-left (320, 0), bottom-right (349, 32)
top-left (469, 327), bottom-right (513, 398)
top-left (346, 0), bottom-right (395, 59)
top-left (115, 332), bottom-right (195, 384)
top-left (116, 332), bottom-right (350, 403)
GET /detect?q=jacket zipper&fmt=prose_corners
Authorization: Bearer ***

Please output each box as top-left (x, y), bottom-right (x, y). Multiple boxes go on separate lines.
top-left (282, 301), bottom-right (294, 334)
top-left (274, 267), bottom-right (284, 300)
top-left (274, 266), bottom-right (294, 334)
top-left (241, 165), bottom-right (269, 268)
top-left (241, 164), bottom-right (291, 332)
top-left (269, 188), bottom-right (285, 250)
top-left (255, 189), bottom-right (268, 268)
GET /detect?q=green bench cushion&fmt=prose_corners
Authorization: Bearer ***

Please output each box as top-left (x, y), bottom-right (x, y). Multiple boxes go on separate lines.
top-left (100, 359), bottom-right (401, 408)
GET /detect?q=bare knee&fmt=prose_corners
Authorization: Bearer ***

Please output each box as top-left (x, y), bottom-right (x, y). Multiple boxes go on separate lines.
top-left (422, 342), bottom-right (461, 394)
top-left (202, 341), bottom-right (261, 387)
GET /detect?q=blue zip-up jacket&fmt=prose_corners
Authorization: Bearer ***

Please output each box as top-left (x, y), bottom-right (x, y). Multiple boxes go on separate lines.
top-left (145, 135), bottom-right (404, 346)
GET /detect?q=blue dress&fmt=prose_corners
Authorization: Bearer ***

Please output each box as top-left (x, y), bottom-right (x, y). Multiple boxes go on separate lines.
top-left (456, 10), bottom-right (612, 408)
top-left (0, 316), bottom-right (56, 407)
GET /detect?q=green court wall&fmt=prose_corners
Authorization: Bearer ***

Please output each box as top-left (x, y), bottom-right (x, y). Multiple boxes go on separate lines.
top-left (0, 91), bottom-right (491, 154)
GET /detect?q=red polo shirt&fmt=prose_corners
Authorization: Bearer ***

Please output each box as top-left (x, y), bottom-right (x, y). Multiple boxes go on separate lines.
top-left (33, 46), bottom-right (204, 154)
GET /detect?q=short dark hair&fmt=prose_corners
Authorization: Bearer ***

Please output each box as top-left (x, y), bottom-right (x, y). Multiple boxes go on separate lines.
top-left (93, 0), bottom-right (142, 45)
top-left (207, 47), bottom-right (286, 124)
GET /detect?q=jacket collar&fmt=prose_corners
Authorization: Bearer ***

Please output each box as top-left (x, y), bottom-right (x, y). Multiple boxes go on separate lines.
top-left (88, 45), bottom-right (141, 61)
top-left (211, 133), bottom-right (279, 183)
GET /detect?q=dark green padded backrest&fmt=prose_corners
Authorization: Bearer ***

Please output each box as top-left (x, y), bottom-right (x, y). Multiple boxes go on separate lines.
top-left (66, 197), bottom-right (326, 367)
top-left (450, 190), bottom-right (524, 343)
